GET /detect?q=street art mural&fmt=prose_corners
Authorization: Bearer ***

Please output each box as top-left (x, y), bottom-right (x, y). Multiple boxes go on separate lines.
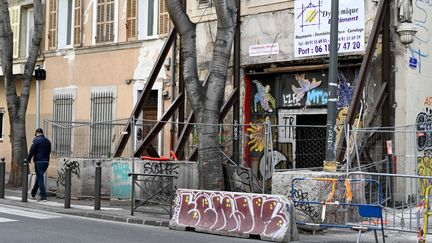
top-left (247, 118), bottom-right (269, 153)
top-left (417, 104), bottom-right (432, 196)
top-left (418, 151), bottom-right (432, 197)
top-left (170, 189), bottom-right (296, 241)
top-left (337, 71), bottom-right (355, 109)
top-left (291, 74), bottom-right (322, 103)
top-left (252, 80), bottom-right (276, 113)
top-left (111, 161), bottom-right (132, 198)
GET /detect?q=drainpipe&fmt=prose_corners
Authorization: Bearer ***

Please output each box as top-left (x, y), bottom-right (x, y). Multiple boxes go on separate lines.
top-left (324, 0), bottom-right (339, 170)
top-left (170, 37), bottom-right (177, 153)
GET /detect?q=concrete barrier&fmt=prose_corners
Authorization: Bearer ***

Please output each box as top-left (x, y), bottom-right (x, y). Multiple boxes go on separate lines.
top-left (169, 189), bottom-right (298, 242)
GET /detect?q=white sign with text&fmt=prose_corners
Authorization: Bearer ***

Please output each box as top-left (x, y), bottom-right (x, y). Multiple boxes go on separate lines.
top-left (294, 0), bottom-right (365, 57)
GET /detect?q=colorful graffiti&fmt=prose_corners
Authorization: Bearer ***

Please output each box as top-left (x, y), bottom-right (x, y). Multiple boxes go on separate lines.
top-left (291, 74), bottom-right (322, 103)
top-left (252, 80), bottom-right (276, 113)
top-left (305, 88), bottom-right (328, 105)
top-left (111, 161), bottom-right (131, 198)
top-left (335, 108), bottom-right (363, 152)
top-left (418, 152), bottom-right (432, 197)
top-left (416, 108), bottom-right (432, 151)
top-left (247, 118), bottom-right (268, 153)
top-left (336, 71), bottom-right (355, 109)
top-left (170, 189), bottom-right (295, 241)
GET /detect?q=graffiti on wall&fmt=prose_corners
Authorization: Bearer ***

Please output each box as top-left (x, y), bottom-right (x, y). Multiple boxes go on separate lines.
top-left (291, 74), bottom-right (322, 104)
top-left (143, 161), bottom-right (179, 175)
top-left (337, 72), bottom-right (355, 109)
top-left (416, 107), bottom-right (432, 151)
top-left (57, 159), bottom-right (80, 187)
top-left (111, 161), bottom-right (131, 198)
top-left (418, 151), bottom-right (432, 197)
top-left (171, 189), bottom-right (293, 239)
top-left (247, 118), bottom-right (269, 153)
top-left (252, 80), bottom-right (276, 113)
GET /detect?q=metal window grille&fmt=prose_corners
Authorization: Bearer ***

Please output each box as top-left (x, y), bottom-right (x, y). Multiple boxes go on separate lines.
top-left (52, 94), bottom-right (74, 156)
top-left (90, 92), bottom-right (114, 157)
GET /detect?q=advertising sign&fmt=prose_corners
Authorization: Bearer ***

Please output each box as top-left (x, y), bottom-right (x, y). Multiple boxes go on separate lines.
top-left (294, 0), bottom-right (365, 57)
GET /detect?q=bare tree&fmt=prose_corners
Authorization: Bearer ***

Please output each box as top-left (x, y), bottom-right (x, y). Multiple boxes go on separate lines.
top-left (166, 0), bottom-right (236, 190)
top-left (0, 0), bottom-right (44, 186)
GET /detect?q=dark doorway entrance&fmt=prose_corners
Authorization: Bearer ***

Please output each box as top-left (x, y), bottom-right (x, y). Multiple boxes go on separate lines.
top-left (295, 114), bottom-right (326, 168)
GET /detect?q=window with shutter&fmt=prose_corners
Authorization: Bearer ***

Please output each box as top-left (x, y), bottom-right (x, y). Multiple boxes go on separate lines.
top-left (9, 7), bottom-right (20, 58)
top-left (96, 0), bottom-right (115, 43)
top-left (74, 0), bottom-right (82, 46)
top-left (48, 0), bottom-right (57, 49)
top-left (126, 0), bottom-right (137, 40)
top-left (158, 0), bottom-right (169, 36)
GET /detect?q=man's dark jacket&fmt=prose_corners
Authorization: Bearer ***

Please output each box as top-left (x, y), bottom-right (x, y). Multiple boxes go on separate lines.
top-left (27, 135), bottom-right (51, 163)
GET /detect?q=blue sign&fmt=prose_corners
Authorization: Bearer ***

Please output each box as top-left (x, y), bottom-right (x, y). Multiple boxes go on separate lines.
top-left (409, 57), bottom-right (418, 69)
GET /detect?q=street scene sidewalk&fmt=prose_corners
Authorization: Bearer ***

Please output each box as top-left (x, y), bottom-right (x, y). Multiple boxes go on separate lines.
top-left (0, 186), bottom-right (420, 243)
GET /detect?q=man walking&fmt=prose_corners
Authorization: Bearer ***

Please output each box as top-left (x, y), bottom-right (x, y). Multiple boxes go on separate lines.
top-left (27, 128), bottom-right (51, 201)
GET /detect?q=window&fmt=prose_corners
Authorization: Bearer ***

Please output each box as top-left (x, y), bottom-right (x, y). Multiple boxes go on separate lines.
top-left (9, 6), bottom-right (20, 58)
top-left (158, 0), bottom-right (169, 36)
top-left (95, 0), bottom-right (115, 43)
top-left (74, 0), bottom-right (82, 46)
top-left (48, 0), bottom-right (57, 49)
top-left (52, 93), bottom-right (74, 156)
top-left (90, 91), bottom-right (115, 157)
top-left (126, 0), bottom-right (137, 40)
top-left (58, 0), bottom-right (74, 48)
top-left (26, 8), bottom-right (34, 56)
top-left (137, 0), bottom-right (158, 39)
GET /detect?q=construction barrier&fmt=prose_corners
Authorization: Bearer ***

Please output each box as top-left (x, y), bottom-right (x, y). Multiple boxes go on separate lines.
top-left (291, 177), bottom-right (385, 243)
top-left (169, 189), bottom-right (299, 242)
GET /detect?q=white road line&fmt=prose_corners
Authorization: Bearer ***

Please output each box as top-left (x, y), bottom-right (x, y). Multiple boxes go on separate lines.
top-left (0, 206), bottom-right (61, 219)
top-left (0, 217), bottom-right (18, 223)
top-left (5, 196), bottom-right (123, 211)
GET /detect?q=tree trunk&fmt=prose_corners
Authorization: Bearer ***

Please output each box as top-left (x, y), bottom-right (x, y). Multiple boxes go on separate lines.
top-left (166, 0), bottom-right (236, 190)
top-left (0, 0), bottom-right (44, 186)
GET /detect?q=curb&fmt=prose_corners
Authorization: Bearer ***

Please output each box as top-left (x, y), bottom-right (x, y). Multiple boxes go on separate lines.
top-left (0, 198), bottom-right (170, 227)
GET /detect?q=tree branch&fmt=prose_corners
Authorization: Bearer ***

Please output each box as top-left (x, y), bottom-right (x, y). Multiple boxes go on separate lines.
top-left (166, 0), bottom-right (204, 120)
top-left (0, 0), bottom-right (18, 117)
top-left (203, 0), bottom-right (236, 124)
top-left (20, 0), bottom-right (44, 116)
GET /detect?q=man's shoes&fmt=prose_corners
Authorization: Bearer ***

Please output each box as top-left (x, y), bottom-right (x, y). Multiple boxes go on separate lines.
top-left (38, 197), bottom-right (47, 202)
top-left (29, 193), bottom-right (36, 200)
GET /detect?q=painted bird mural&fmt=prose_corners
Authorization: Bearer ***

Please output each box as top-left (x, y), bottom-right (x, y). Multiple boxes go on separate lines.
top-left (292, 74), bottom-right (322, 103)
top-left (252, 80), bottom-right (276, 113)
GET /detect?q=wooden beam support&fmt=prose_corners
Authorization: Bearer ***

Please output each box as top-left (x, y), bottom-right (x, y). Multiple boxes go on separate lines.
top-left (113, 29), bottom-right (177, 157)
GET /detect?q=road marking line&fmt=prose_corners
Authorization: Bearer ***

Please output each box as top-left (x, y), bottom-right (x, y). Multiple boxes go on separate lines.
top-left (5, 196), bottom-right (122, 210)
top-left (0, 206), bottom-right (61, 219)
top-left (0, 217), bottom-right (18, 223)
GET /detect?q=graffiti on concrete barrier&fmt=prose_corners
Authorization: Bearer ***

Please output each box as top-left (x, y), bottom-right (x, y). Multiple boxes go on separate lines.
top-left (143, 161), bottom-right (179, 175)
top-left (57, 159), bottom-right (80, 187)
top-left (252, 80), bottom-right (276, 113)
top-left (171, 190), bottom-right (293, 239)
top-left (291, 188), bottom-right (319, 222)
top-left (111, 162), bottom-right (131, 198)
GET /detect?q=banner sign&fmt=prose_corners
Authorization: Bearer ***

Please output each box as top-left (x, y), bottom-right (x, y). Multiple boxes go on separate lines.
top-left (294, 0), bottom-right (365, 57)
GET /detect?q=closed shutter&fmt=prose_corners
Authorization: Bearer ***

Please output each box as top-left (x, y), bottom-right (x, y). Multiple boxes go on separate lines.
top-left (96, 0), bottom-right (115, 43)
top-left (158, 0), bottom-right (169, 36)
top-left (74, 0), bottom-right (82, 46)
top-left (126, 0), bottom-right (137, 39)
top-left (48, 0), bottom-right (57, 49)
top-left (96, 0), bottom-right (104, 43)
top-left (105, 0), bottom-right (114, 42)
top-left (9, 7), bottom-right (20, 58)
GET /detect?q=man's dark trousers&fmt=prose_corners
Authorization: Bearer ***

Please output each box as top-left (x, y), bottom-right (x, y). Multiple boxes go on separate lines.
top-left (31, 162), bottom-right (49, 199)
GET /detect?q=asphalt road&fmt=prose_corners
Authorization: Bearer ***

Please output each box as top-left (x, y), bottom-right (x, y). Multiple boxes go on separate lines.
top-left (0, 203), bottom-right (261, 243)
